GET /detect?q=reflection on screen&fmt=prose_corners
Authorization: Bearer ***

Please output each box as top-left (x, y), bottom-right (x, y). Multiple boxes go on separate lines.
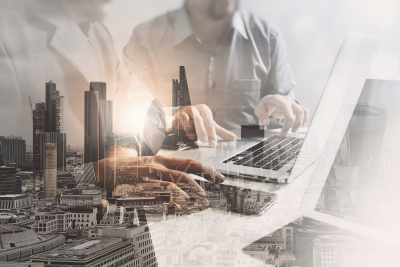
top-left (315, 79), bottom-right (400, 229)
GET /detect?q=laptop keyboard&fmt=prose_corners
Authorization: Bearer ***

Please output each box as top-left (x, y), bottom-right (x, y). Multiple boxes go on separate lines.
top-left (222, 136), bottom-right (303, 171)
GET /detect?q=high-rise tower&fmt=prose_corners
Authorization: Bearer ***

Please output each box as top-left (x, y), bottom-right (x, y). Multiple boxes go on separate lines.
top-left (171, 66), bottom-right (197, 146)
top-left (84, 82), bottom-right (113, 178)
top-left (44, 143), bottom-right (57, 200)
top-left (33, 81), bottom-right (66, 171)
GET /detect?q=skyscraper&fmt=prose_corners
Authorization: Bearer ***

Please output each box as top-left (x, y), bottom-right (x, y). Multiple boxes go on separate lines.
top-left (37, 132), bottom-right (66, 172)
top-left (33, 81), bottom-right (67, 171)
top-left (34, 102), bottom-right (46, 132)
top-left (171, 66), bottom-right (196, 146)
top-left (103, 132), bottom-right (140, 197)
top-left (0, 136), bottom-right (26, 166)
top-left (84, 82), bottom-right (113, 179)
top-left (44, 143), bottom-right (57, 200)
top-left (44, 80), bottom-right (64, 133)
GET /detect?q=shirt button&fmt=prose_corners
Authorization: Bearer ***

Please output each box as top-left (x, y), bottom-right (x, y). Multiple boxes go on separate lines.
top-left (212, 81), bottom-right (216, 89)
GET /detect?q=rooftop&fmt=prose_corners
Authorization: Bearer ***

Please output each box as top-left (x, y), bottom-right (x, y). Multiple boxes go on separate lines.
top-left (32, 237), bottom-right (128, 259)
top-left (0, 194), bottom-right (30, 200)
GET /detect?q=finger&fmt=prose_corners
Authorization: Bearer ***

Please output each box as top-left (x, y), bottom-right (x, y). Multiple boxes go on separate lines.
top-left (273, 96), bottom-right (295, 123)
top-left (192, 108), bottom-right (208, 142)
top-left (161, 169), bottom-right (207, 197)
top-left (302, 107), bottom-right (310, 126)
top-left (165, 116), bottom-right (174, 132)
top-left (214, 122), bottom-right (236, 141)
top-left (280, 115), bottom-right (293, 137)
top-left (180, 109), bottom-right (196, 140)
top-left (291, 102), bottom-right (304, 133)
top-left (254, 101), bottom-right (271, 127)
top-left (198, 107), bottom-right (217, 147)
top-left (159, 156), bottom-right (225, 183)
top-left (147, 178), bottom-right (190, 201)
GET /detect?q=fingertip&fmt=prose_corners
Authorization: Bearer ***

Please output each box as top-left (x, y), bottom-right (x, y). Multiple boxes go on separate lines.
top-left (209, 140), bottom-right (217, 147)
top-left (262, 118), bottom-right (270, 127)
top-left (200, 135), bottom-right (207, 143)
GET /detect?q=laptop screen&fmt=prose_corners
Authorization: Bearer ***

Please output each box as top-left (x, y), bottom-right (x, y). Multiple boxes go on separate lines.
top-left (309, 79), bottom-right (400, 230)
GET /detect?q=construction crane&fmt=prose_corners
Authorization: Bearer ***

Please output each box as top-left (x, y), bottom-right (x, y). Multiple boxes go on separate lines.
top-left (29, 97), bottom-right (44, 200)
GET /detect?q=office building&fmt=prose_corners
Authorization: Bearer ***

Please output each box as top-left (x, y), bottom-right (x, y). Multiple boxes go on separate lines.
top-left (84, 82), bottom-right (113, 178)
top-left (34, 102), bottom-right (46, 132)
top-left (0, 166), bottom-right (17, 195)
top-left (34, 81), bottom-right (67, 171)
top-left (44, 80), bottom-right (64, 133)
top-left (92, 223), bottom-right (164, 267)
top-left (0, 136), bottom-right (26, 166)
top-left (75, 162), bottom-right (97, 185)
top-left (103, 132), bottom-right (140, 197)
top-left (44, 143), bottom-right (57, 200)
top-left (34, 206), bottom-right (97, 234)
top-left (313, 235), bottom-right (361, 267)
top-left (171, 66), bottom-right (196, 146)
top-left (37, 132), bottom-right (66, 171)
top-left (60, 190), bottom-right (102, 205)
top-left (0, 194), bottom-right (34, 210)
top-left (31, 237), bottom-right (139, 267)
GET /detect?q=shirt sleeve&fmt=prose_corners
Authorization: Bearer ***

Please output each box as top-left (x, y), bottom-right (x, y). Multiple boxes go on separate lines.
top-left (263, 26), bottom-right (297, 102)
top-left (123, 26), bottom-right (156, 95)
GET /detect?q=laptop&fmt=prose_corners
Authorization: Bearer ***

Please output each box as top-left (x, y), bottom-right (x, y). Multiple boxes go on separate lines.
top-left (241, 79), bottom-right (400, 265)
top-left (162, 34), bottom-right (384, 185)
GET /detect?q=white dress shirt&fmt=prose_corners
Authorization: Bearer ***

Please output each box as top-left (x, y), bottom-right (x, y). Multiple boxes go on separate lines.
top-left (123, 5), bottom-right (297, 130)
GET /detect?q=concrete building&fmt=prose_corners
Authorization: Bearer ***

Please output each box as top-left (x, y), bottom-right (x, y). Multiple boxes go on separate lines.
top-left (0, 136), bottom-right (26, 166)
top-left (60, 191), bottom-right (102, 205)
top-left (33, 219), bottom-right (57, 234)
top-left (31, 237), bottom-right (140, 267)
top-left (0, 194), bottom-right (34, 210)
top-left (0, 262), bottom-right (44, 267)
top-left (57, 171), bottom-right (75, 188)
top-left (37, 132), bottom-right (66, 171)
top-left (0, 225), bottom-right (64, 262)
top-left (44, 143), bottom-right (57, 200)
top-left (91, 223), bottom-right (165, 267)
top-left (34, 206), bottom-right (97, 234)
top-left (313, 235), bottom-right (361, 267)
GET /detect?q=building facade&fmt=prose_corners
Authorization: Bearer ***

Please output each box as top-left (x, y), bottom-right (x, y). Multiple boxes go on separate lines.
top-left (0, 136), bottom-right (26, 166)
top-left (44, 143), bottom-right (57, 200)
top-left (0, 194), bottom-right (34, 210)
top-left (84, 81), bottom-right (113, 167)
top-left (0, 167), bottom-right (17, 195)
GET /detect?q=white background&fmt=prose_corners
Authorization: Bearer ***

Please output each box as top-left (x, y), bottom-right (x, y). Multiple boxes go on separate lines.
top-left (103, 0), bottom-right (400, 118)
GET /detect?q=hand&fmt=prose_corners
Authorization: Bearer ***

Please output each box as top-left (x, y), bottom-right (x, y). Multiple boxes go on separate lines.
top-left (93, 148), bottom-right (225, 207)
top-left (254, 94), bottom-right (309, 136)
top-left (166, 104), bottom-right (236, 147)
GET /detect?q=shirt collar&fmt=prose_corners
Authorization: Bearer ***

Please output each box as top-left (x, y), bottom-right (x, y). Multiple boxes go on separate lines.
top-left (172, 6), bottom-right (194, 46)
top-left (172, 5), bottom-right (248, 46)
top-left (231, 9), bottom-right (248, 40)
